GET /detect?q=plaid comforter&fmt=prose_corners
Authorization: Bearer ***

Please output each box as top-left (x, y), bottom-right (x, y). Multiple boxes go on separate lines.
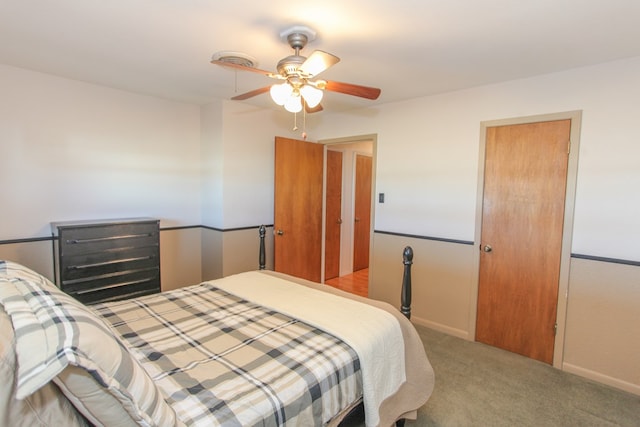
top-left (92, 282), bottom-right (362, 426)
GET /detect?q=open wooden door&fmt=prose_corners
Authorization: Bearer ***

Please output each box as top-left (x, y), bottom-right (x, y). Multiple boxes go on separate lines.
top-left (353, 154), bottom-right (372, 272)
top-left (476, 119), bottom-right (571, 364)
top-left (274, 136), bottom-right (324, 282)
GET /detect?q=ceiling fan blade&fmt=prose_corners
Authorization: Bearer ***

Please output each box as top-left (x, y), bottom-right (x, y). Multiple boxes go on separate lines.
top-left (231, 86), bottom-right (271, 100)
top-left (305, 102), bottom-right (323, 114)
top-left (323, 80), bottom-right (381, 100)
top-left (299, 50), bottom-right (340, 77)
top-left (211, 59), bottom-right (274, 77)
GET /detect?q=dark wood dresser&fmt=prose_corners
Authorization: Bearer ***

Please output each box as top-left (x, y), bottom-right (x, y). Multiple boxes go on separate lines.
top-left (51, 218), bottom-right (161, 305)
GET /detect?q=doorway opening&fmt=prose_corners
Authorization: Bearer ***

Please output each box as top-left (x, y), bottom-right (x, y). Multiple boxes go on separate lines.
top-left (320, 135), bottom-right (376, 297)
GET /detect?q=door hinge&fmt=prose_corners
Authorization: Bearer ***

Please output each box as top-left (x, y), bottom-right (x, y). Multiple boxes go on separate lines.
top-left (567, 139), bottom-right (571, 155)
top-left (554, 323), bottom-right (558, 335)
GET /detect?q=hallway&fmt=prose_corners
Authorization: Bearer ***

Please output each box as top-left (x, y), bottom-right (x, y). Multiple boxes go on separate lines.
top-left (324, 269), bottom-right (368, 297)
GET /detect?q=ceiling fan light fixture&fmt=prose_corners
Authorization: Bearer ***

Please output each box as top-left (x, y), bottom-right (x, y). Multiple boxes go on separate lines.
top-left (284, 93), bottom-right (303, 113)
top-left (300, 84), bottom-right (323, 108)
top-left (270, 83), bottom-right (292, 105)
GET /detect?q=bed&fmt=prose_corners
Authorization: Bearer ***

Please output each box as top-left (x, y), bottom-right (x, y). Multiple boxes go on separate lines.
top-left (0, 236), bottom-right (434, 427)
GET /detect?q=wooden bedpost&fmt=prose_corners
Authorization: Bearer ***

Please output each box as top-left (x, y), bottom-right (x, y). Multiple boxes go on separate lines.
top-left (259, 225), bottom-right (266, 270)
top-left (401, 246), bottom-right (413, 320)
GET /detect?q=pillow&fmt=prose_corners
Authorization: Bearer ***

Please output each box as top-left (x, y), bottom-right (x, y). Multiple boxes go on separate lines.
top-left (0, 305), bottom-right (88, 427)
top-left (0, 260), bottom-right (180, 427)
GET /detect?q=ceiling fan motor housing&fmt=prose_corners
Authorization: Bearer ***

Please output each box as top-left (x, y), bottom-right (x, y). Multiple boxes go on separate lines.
top-left (277, 55), bottom-right (306, 77)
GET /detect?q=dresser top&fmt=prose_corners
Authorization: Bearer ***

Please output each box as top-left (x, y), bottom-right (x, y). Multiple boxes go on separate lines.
top-left (50, 218), bottom-right (159, 235)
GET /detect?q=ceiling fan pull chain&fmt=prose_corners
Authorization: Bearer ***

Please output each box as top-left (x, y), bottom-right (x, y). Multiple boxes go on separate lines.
top-left (234, 70), bottom-right (238, 93)
top-left (293, 111), bottom-right (298, 131)
top-left (302, 104), bottom-right (307, 140)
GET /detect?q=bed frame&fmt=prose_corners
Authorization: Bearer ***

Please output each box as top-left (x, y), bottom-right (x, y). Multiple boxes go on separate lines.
top-left (257, 225), bottom-right (414, 426)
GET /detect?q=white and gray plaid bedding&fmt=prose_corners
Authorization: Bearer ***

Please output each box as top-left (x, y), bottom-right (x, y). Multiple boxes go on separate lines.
top-left (92, 281), bottom-right (363, 426)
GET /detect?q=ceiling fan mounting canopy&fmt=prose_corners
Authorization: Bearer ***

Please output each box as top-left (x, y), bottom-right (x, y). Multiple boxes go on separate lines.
top-left (210, 25), bottom-right (381, 112)
top-left (280, 25), bottom-right (316, 50)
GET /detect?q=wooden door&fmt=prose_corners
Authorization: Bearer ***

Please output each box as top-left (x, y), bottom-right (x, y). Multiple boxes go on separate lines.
top-left (353, 154), bottom-right (372, 272)
top-left (325, 150), bottom-right (343, 280)
top-left (274, 136), bottom-right (324, 282)
top-left (476, 119), bottom-right (571, 364)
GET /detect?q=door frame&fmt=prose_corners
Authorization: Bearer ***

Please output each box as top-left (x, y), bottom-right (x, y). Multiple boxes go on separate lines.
top-left (319, 134), bottom-right (377, 281)
top-left (469, 111), bottom-right (582, 368)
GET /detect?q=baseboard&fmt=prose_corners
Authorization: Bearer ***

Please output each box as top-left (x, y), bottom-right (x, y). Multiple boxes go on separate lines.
top-left (411, 315), bottom-right (470, 340)
top-left (562, 362), bottom-right (640, 396)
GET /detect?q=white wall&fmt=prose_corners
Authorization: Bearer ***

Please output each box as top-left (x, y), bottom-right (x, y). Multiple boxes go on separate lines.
top-left (4, 56), bottom-right (638, 256)
top-left (315, 56), bottom-right (640, 261)
top-left (563, 258), bottom-right (640, 395)
top-left (218, 101), bottom-right (310, 228)
top-left (0, 64), bottom-right (201, 239)
top-left (200, 101), bottom-right (224, 228)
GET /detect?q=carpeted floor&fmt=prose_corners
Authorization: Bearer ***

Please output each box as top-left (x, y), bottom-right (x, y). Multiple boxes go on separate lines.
top-left (344, 325), bottom-right (640, 426)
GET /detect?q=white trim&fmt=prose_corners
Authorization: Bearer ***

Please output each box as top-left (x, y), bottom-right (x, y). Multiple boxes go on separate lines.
top-left (411, 315), bottom-right (470, 340)
top-left (562, 363), bottom-right (640, 396)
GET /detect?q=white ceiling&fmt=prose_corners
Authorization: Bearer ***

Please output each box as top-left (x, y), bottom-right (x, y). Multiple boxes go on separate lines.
top-left (2, 1), bottom-right (640, 112)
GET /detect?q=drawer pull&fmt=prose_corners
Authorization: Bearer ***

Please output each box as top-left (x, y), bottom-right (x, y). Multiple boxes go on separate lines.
top-left (67, 255), bottom-right (153, 270)
top-left (74, 278), bottom-right (155, 295)
top-left (66, 233), bottom-right (155, 244)
top-left (62, 267), bottom-right (158, 286)
top-left (88, 288), bottom-right (158, 304)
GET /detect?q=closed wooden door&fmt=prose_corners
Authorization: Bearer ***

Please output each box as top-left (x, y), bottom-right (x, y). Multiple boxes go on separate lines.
top-left (274, 136), bottom-right (324, 282)
top-left (476, 119), bottom-right (571, 364)
top-left (325, 150), bottom-right (343, 280)
top-left (353, 154), bottom-right (372, 272)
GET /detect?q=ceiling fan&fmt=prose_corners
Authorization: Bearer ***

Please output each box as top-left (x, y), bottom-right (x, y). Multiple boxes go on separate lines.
top-left (211, 25), bottom-right (381, 113)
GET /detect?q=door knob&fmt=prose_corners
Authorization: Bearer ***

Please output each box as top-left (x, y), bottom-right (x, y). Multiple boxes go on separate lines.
top-left (276, 229), bottom-right (284, 236)
top-left (483, 245), bottom-right (493, 253)
top-left (337, 218), bottom-right (343, 224)
top-left (355, 217), bottom-right (360, 222)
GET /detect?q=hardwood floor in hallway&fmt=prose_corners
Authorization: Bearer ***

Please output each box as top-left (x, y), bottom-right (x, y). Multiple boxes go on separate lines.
top-left (325, 268), bottom-right (368, 297)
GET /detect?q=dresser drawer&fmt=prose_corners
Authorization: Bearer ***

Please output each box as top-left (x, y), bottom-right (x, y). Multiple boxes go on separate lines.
top-left (60, 246), bottom-right (159, 282)
top-left (65, 269), bottom-right (160, 305)
top-left (58, 222), bottom-right (159, 257)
